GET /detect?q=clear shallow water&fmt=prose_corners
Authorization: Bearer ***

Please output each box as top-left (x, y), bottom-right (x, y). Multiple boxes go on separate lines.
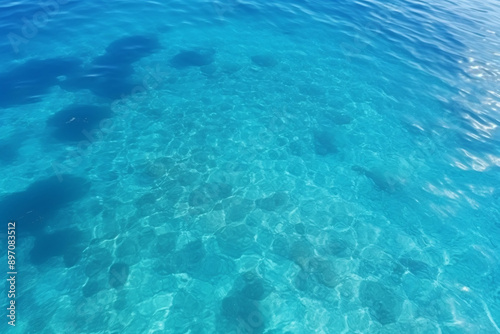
top-left (0, 0), bottom-right (499, 333)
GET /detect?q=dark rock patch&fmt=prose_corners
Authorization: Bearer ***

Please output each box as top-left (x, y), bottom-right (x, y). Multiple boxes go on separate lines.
top-left (308, 258), bottom-right (338, 288)
top-left (114, 292), bottom-right (128, 310)
top-left (323, 111), bottom-right (353, 125)
top-left (216, 224), bottom-right (255, 258)
top-left (221, 295), bottom-right (261, 324)
top-left (351, 165), bottom-right (399, 193)
top-left (325, 238), bottom-right (352, 257)
top-left (135, 192), bottom-right (159, 208)
top-left (105, 35), bottom-right (161, 64)
top-left (399, 258), bottom-right (437, 280)
top-left (177, 171), bottom-right (200, 186)
top-left (0, 58), bottom-right (81, 108)
top-left (218, 271), bottom-right (270, 333)
top-left (29, 229), bottom-right (84, 267)
top-left (255, 192), bottom-right (289, 211)
top-left (323, 232), bottom-right (354, 258)
top-left (0, 175), bottom-right (90, 234)
top-left (109, 262), bottom-right (130, 289)
top-left (154, 233), bottom-right (177, 255)
top-left (313, 130), bottom-right (338, 155)
top-left (173, 239), bottom-right (206, 273)
top-left (172, 290), bottom-right (203, 318)
top-left (295, 223), bottom-right (306, 235)
top-left (271, 236), bottom-right (289, 258)
top-left (288, 140), bottom-right (307, 156)
top-left (226, 198), bottom-right (254, 222)
top-left (251, 54), bottom-right (278, 67)
top-left (116, 238), bottom-right (138, 258)
top-left (0, 142), bottom-right (18, 164)
top-left (188, 182), bottom-right (232, 207)
top-left (82, 278), bottom-right (105, 298)
top-left (294, 270), bottom-right (311, 291)
top-left (156, 24), bottom-right (172, 33)
top-left (60, 57), bottom-right (134, 99)
top-left (61, 35), bottom-right (160, 99)
top-left (289, 240), bottom-right (315, 271)
top-left (359, 280), bottom-right (403, 325)
top-left (298, 84), bottom-right (325, 97)
top-left (47, 105), bottom-right (112, 142)
top-left (170, 50), bottom-right (215, 69)
top-left (239, 272), bottom-right (272, 301)
top-left (195, 255), bottom-right (236, 281)
top-left (84, 248), bottom-right (113, 278)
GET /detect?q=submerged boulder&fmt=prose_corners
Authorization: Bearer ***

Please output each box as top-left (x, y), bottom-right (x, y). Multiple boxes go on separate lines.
top-left (359, 280), bottom-right (403, 325)
top-left (170, 50), bottom-right (215, 68)
top-left (109, 262), bottom-right (130, 289)
top-left (251, 54), bottom-right (278, 67)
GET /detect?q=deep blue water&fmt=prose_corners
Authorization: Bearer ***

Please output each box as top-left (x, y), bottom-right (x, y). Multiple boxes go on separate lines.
top-left (0, 0), bottom-right (500, 333)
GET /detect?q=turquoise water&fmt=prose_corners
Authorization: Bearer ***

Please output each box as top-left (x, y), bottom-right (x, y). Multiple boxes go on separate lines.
top-left (0, 0), bottom-right (500, 332)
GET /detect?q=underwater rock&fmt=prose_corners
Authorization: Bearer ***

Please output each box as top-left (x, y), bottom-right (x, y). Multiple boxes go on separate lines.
top-left (220, 295), bottom-right (264, 331)
top-left (105, 35), bottom-right (160, 64)
top-left (219, 272), bottom-right (268, 334)
top-left (399, 258), bottom-right (438, 280)
top-left (220, 62), bottom-right (242, 75)
top-left (195, 254), bottom-right (236, 281)
top-left (359, 280), bottom-right (403, 325)
top-left (141, 157), bottom-right (173, 178)
top-left (0, 175), bottom-right (90, 234)
top-left (82, 278), bottom-right (106, 298)
top-left (309, 258), bottom-right (338, 288)
top-left (116, 238), bottom-right (138, 258)
top-left (323, 111), bottom-right (353, 125)
top-left (216, 224), bottom-right (255, 258)
top-left (61, 58), bottom-right (134, 99)
top-left (173, 239), bottom-right (206, 272)
top-left (313, 130), bottom-right (338, 155)
top-left (205, 181), bottom-right (233, 199)
top-left (47, 105), bottom-right (112, 142)
top-left (29, 229), bottom-right (84, 267)
top-left (298, 84), bottom-right (325, 97)
top-left (226, 198), bottom-right (255, 222)
top-left (135, 193), bottom-right (159, 208)
top-left (0, 57), bottom-right (82, 108)
top-left (61, 35), bottom-right (160, 99)
top-left (326, 238), bottom-right (352, 257)
top-left (172, 290), bottom-right (203, 317)
top-left (294, 270), bottom-right (311, 291)
top-left (323, 231), bottom-right (355, 258)
top-left (154, 233), bottom-right (177, 255)
top-left (188, 182), bottom-right (232, 207)
top-left (165, 185), bottom-right (184, 204)
top-left (251, 54), bottom-right (278, 67)
top-left (84, 247), bottom-right (113, 278)
top-left (295, 223), bottom-right (306, 235)
top-left (200, 64), bottom-right (217, 77)
top-left (289, 240), bottom-right (315, 271)
top-left (109, 263), bottom-right (130, 289)
top-left (271, 236), bottom-right (290, 258)
top-left (177, 171), bottom-right (200, 186)
top-left (240, 279), bottom-right (267, 301)
top-left (288, 140), bottom-right (307, 156)
top-left (351, 165), bottom-right (399, 193)
top-left (239, 271), bottom-right (272, 301)
top-left (255, 192), bottom-right (289, 211)
top-left (170, 50), bottom-right (215, 68)
top-left (0, 142), bottom-right (18, 165)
